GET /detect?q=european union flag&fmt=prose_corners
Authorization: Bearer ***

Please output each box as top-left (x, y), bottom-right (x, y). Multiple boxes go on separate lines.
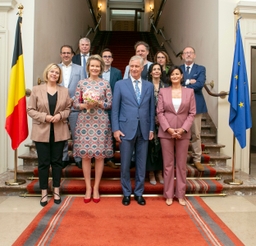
top-left (228, 19), bottom-right (252, 149)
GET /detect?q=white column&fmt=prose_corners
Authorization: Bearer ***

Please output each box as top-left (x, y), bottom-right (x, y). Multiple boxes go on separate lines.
top-left (0, 0), bottom-right (17, 174)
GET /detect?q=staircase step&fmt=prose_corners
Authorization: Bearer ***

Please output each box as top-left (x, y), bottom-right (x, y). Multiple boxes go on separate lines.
top-left (208, 154), bottom-right (231, 166)
top-left (30, 164), bottom-right (217, 179)
top-left (18, 151), bottom-right (38, 166)
top-left (203, 143), bottom-right (226, 154)
top-left (201, 133), bottom-right (217, 143)
top-left (26, 178), bottom-right (223, 195)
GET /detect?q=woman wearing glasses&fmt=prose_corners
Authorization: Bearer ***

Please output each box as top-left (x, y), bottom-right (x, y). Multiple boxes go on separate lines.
top-left (154, 51), bottom-right (171, 82)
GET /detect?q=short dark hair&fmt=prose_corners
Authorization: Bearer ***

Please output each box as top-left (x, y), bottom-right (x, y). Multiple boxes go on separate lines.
top-left (166, 65), bottom-right (184, 85)
top-left (60, 45), bottom-right (74, 54)
top-left (101, 48), bottom-right (113, 57)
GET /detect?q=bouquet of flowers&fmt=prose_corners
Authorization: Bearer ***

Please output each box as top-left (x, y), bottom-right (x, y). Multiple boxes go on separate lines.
top-left (82, 89), bottom-right (101, 112)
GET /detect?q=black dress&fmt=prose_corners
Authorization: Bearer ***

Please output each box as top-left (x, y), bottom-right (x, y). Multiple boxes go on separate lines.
top-left (146, 80), bottom-right (169, 171)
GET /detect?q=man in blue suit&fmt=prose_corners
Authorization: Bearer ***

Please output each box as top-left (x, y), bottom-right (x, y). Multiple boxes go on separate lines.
top-left (101, 48), bottom-right (123, 169)
top-left (112, 55), bottom-right (155, 206)
top-left (59, 45), bottom-right (86, 169)
top-left (72, 37), bottom-right (91, 78)
top-left (180, 46), bottom-right (207, 171)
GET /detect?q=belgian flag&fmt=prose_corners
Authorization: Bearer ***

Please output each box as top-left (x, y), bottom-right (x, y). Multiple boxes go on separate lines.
top-left (5, 16), bottom-right (28, 150)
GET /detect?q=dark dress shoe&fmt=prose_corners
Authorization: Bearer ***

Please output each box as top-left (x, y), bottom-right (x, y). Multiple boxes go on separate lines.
top-left (122, 196), bottom-right (131, 206)
top-left (53, 192), bottom-right (61, 205)
top-left (40, 194), bottom-right (48, 207)
top-left (134, 195), bottom-right (146, 205)
top-left (75, 161), bottom-right (82, 169)
top-left (106, 160), bottom-right (119, 169)
top-left (62, 161), bottom-right (69, 169)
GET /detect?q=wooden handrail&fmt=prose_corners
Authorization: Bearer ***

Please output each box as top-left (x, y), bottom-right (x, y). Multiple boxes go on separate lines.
top-left (204, 84), bottom-right (229, 99)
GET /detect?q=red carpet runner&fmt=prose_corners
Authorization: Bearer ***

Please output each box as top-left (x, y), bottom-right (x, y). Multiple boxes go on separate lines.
top-left (26, 165), bottom-right (223, 195)
top-left (13, 196), bottom-right (243, 246)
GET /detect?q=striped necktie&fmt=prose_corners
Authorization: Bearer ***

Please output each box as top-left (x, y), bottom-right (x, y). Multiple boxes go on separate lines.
top-left (134, 80), bottom-right (141, 104)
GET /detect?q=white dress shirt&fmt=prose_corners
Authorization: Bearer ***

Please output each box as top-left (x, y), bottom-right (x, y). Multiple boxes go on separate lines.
top-left (62, 62), bottom-right (72, 88)
top-left (130, 75), bottom-right (142, 92)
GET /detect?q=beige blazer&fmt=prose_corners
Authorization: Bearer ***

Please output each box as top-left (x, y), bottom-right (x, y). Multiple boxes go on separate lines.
top-left (27, 83), bottom-right (71, 142)
top-left (157, 87), bottom-right (196, 140)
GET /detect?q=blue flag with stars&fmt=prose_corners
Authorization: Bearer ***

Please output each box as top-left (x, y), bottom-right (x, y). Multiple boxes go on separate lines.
top-left (228, 19), bottom-right (252, 149)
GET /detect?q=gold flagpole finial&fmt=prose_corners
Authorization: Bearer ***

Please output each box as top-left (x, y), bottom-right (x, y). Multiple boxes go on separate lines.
top-left (17, 4), bottom-right (24, 16)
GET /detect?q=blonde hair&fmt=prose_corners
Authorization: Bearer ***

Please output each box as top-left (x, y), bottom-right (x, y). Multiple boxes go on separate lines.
top-left (43, 63), bottom-right (62, 84)
top-left (86, 54), bottom-right (105, 76)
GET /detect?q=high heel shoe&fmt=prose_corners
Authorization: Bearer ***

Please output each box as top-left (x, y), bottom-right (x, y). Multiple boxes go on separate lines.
top-left (149, 171), bottom-right (156, 185)
top-left (166, 198), bottom-right (173, 206)
top-left (157, 170), bottom-right (164, 184)
top-left (84, 197), bottom-right (91, 203)
top-left (178, 198), bottom-right (186, 206)
top-left (92, 189), bottom-right (100, 203)
top-left (53, 192), bottom-right (61, 205)
top-left (92, 197), bottom-right (100, 203)
top-left (84, 191), bottom-right (92, 203)
top-left (40, 194), bottom-right (48, 207)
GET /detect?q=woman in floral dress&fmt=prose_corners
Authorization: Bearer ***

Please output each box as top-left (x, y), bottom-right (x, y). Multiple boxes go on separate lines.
top-left (73, 55), bottom-right (113, 203)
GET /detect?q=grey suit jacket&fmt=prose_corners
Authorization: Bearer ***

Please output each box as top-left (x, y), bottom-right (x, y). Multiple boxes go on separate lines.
top-left (58, 63), bottom-right (85, 110)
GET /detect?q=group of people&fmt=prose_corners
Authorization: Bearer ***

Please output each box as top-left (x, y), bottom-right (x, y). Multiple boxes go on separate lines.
top-left (27, 37), bottom-right (207, 208)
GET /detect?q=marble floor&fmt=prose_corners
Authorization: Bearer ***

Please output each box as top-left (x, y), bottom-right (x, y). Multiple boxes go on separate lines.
top-left (0, 194), bottom-right (255, 245)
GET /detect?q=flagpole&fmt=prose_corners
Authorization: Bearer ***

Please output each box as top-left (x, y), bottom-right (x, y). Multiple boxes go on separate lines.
top-left (224, 135), bottom-right (243, 185)
top-left (5, 4), bottom-right (26, 186)
top-left (5, 150), bottom-right (26, 186)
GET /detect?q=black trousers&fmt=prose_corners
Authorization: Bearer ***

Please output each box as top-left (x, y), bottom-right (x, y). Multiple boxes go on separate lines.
top-left (35, 131), bottom-right (65, 190)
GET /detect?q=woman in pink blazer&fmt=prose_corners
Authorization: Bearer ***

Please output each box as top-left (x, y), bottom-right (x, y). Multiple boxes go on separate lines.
top-left (27, 63), bottom-right (71, 207)
top-left (157, 66), bottom-right (196, 206)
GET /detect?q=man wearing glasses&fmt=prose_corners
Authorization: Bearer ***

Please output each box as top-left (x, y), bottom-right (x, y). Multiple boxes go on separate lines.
top-left (180, 46), bottom-right (207, 172)
top-left (59, 45), bottom-right (85, 169)
top-left (101, 48), bottom-right (123, 169)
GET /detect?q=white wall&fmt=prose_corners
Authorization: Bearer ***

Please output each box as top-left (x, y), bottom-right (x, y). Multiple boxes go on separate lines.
top-left (156, 0), bottom-right (219, 126)
top-left (154, 0), bottom-right (252, 170)
top-left (33, 0), bottom-right (95, 85)
top-left (2, 0), bottom-right (97, 173)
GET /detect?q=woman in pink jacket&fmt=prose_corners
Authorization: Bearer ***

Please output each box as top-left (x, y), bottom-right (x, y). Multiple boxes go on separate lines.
top-left (157, 66), bottom-right (196, 206)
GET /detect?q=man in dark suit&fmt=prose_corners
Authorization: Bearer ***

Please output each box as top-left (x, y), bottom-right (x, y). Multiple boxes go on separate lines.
top-left (101, 48), bottom-right (123, 169)
top-left (180, 46), bottom-right (207, 171)
top-left (112, 55), bottom-right (155, 206)
top-left (59, 45), bottom-right (85, 169)
top-left (72, 37), bottom-right (91, 78)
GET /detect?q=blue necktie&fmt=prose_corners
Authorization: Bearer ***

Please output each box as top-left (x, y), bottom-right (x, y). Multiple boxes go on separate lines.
top-left (134, 80), bottom-right (141, 103)
top-left (82, 55), bottom-right (86, 75)
top-left (186, 66), bottom-right (190, 74)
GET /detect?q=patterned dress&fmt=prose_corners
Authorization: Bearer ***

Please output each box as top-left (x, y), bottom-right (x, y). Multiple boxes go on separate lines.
top-left (73, 78), bottom-right (113, 159)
